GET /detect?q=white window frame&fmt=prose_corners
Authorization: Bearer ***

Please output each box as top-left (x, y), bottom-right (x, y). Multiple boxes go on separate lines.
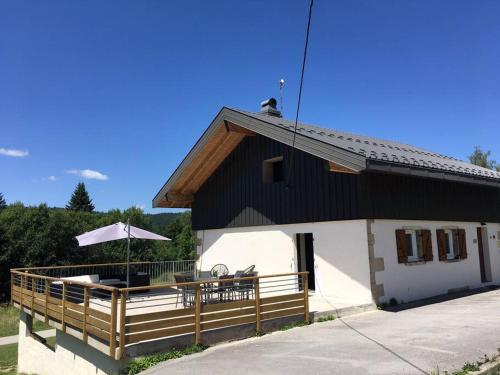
top-left (405, 229), bottom-right (423, 262)
top-left (444, 229), bottom-right (459, 260)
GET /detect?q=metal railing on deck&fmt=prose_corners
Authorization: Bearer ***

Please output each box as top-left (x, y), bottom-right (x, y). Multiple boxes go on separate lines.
top-left (17, 260), bottom-right (195, 284)
top-left (10, 267), bottom-right (309, 360)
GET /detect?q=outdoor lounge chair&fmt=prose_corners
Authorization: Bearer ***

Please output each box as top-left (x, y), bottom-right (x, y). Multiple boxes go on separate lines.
top-left (51, 274), bottom-right (100, 303)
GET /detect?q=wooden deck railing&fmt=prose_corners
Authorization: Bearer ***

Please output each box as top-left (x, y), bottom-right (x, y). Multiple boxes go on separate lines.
top-left (11, 271), bottom-right (117, 351)
top-left (10, 269), bottom-right (309, 360)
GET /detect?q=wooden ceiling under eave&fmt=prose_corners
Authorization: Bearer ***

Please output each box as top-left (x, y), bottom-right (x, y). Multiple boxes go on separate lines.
top-left (156, 121), bottom-right (256, 208)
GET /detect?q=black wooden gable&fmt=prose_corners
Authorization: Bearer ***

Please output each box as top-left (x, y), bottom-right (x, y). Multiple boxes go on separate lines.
top-left (192, 134), bottom-right (500, 230)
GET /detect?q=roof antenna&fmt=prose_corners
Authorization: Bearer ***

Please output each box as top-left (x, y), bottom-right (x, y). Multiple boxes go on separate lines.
top-left (279, 78), bottom-right (285, 115)
top-left (285, 0), bottom-right (314, 189)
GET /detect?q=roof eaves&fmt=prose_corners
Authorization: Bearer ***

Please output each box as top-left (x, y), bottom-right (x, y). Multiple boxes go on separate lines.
top-left (366, 159), bottom-right (500, 188)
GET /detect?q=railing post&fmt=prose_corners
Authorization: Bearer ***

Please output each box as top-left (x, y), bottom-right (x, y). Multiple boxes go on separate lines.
top-left (31, 277), bottom-right (35, 317)
top-left (20, 274), bottom-right (24, 310)
top-left (10, 273), bottom-right (14, 306)
top-left (302, 273), bottom-right (309, 323)
top-left (194, 284), bottom-right (201, 345)
top-left (83, 286), bottom-right (89, 343)
top-left (109, 289), bottom-right (118, 357)
top-left (62, 282), bottom-right (67, 332)
top-left (255, 277), bottom-right (261, 333)
top-left (45, 279), bottom-right (49, 323)
top-left (119, 291), bottom-right (126, 359)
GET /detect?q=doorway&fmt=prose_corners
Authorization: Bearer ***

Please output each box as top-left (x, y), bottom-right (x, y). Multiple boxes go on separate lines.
top-left (296, 233), bottom-right (315, 291)
top-left (476, 226), bottom-right (492, 283)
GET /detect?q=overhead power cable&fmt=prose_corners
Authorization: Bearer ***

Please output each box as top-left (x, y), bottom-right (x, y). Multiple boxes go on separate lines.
top-left (286, 0), bottom-right (314, 188)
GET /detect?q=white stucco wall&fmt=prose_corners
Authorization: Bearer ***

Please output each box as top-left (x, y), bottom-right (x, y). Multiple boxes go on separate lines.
top-left (197, 220), bottom-right (373, 307)
top-left (17, 311), bottom-right (125, 375)
top-left (372, 220), bottom-right (500, 304)
top-left (18, 311), bottom-right (57, 375)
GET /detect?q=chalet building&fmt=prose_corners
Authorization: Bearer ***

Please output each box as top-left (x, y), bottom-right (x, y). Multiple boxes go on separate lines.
top-left (154, 99), bottom-right (500, 307)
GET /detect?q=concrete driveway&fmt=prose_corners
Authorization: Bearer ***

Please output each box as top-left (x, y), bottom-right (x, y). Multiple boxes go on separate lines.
top-left (143, 289), bottom-right (500, 375)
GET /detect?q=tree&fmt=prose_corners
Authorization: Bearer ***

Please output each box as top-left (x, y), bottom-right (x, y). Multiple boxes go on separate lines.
top-left (469, 147), bottom-right (499, 171)
top-left (66, 182), bottom-right (95, 212)
top-left (165, 211), bottom-right (195, 260)
top-left (0, 201), bottom-right (189, 302)
top-left (0, 193), bottom-right (6, 210)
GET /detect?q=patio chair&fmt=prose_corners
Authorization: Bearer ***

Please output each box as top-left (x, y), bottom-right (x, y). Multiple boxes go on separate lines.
top-left (174, 273), bottom-right (196, 307)
top-left (236, 271), bottom-right (257, 300)
top-left (198, 270), bottom-right (216, 303)
top-left (217, 274), bottom-right (235, 302)
top-left (211, 264), bottom-right (229, 277)
top-left (198, 270), bottom-right (212, 279)
top-left (234, 270), bottom-right (244, 278)
top-left (242, 265), bottom-right (255, 274)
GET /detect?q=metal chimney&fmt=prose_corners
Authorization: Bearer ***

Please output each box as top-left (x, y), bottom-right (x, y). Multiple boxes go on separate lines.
top-left (260, 98), bottom-right (282, 117)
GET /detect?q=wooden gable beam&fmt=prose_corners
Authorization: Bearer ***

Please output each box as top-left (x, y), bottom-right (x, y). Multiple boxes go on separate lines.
top-left (166, 192), bottom-right (194, 203)
top-left (182, 131), bottom-right (245, 193)
top-left (328, 161), bottom-right (360, 174)
top-left (224, 121), bottom-right (256, 136)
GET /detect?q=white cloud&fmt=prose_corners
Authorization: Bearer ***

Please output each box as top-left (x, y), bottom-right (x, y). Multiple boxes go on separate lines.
top-left (47, 175), bottom-right (58, 181)
top-left (67, 169), bottom-right (108, 181)
top-left (135, 204), bottom-right (146, 210)
top-left (0, 148), bottom-right (29, 157)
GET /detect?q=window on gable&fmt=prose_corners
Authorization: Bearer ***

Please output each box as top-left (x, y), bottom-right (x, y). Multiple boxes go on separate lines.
top-left (263, 156), bottom-right (284, 184)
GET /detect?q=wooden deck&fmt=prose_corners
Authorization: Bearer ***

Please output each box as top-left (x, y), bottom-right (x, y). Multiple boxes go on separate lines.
top-left (11, 269), bottom-right (309, 359)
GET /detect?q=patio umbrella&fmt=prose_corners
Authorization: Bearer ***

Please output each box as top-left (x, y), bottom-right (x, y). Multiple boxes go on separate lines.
top-left (75, 220), bottom-right (170, 287)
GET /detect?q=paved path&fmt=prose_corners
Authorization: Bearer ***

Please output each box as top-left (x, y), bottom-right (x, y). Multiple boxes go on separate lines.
top-left (0, 329), bottom-right (56, 346)
top-left (144, 289), bottom-right (500, 375)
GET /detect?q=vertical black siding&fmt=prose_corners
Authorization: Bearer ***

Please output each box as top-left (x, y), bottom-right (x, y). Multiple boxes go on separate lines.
top-left (192, 135), bottom-right (361, 230)
top-left (191, 135), bottom-right (500, 230)
top-left (361, 173), bottom-right (500, 223)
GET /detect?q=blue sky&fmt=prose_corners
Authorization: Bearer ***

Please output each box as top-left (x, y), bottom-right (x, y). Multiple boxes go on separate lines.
top-left (1, 0), bottom-right (499, 213)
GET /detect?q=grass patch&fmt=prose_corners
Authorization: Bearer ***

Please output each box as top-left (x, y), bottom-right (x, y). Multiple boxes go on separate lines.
top-left (279, 320), bottom-right (310, 331)
top-left (124, 344), bottom-right (206, 375)
top-left (0, 305), bottom-right (52, 337)
top-left (45, 336), bottom-right (56, 350)
top-left (0, 335), bottom-right (56, 375)
top-left (452, 362), bottom-right (481, 375)
top-left (317, 315), bottom-right (336, 323)
top-left (0, 343), bottom-right (17, 375)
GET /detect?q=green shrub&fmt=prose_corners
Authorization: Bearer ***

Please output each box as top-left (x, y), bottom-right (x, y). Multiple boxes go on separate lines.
top-left (389, 298), bottom-right (399, 307)
top-left (124, 344), bottom-right (205, 375)
top-left (453, 361), bottom-right (481, 375)
top-left (317, 315), bottom-right (336, 322)
top-left (279, 320), bottom-right (310, 331)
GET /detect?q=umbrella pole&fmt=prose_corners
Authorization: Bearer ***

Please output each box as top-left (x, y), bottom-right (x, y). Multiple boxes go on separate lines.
top-left (126, 218), bottom-right (131, 289)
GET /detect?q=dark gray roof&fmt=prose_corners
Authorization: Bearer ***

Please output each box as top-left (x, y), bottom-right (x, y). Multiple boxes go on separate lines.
top-left (232, 109), bottom-right (500, 181)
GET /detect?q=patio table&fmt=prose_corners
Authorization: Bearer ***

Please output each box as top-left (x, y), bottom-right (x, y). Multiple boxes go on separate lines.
top-left (194, 275), bottom-right (222, 303)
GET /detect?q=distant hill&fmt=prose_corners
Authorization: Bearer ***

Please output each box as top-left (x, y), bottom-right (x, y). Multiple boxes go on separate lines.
top-left (146, 212), bottom-right (184, 229)
top-left (29, 206), bottom-right (184, 230)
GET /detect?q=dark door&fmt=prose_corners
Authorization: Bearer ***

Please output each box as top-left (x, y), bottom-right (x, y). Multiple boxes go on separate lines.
top-left (296, 233), bottom-right (315, 290)
top-left (477, 227), bottom-right (487, 283)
